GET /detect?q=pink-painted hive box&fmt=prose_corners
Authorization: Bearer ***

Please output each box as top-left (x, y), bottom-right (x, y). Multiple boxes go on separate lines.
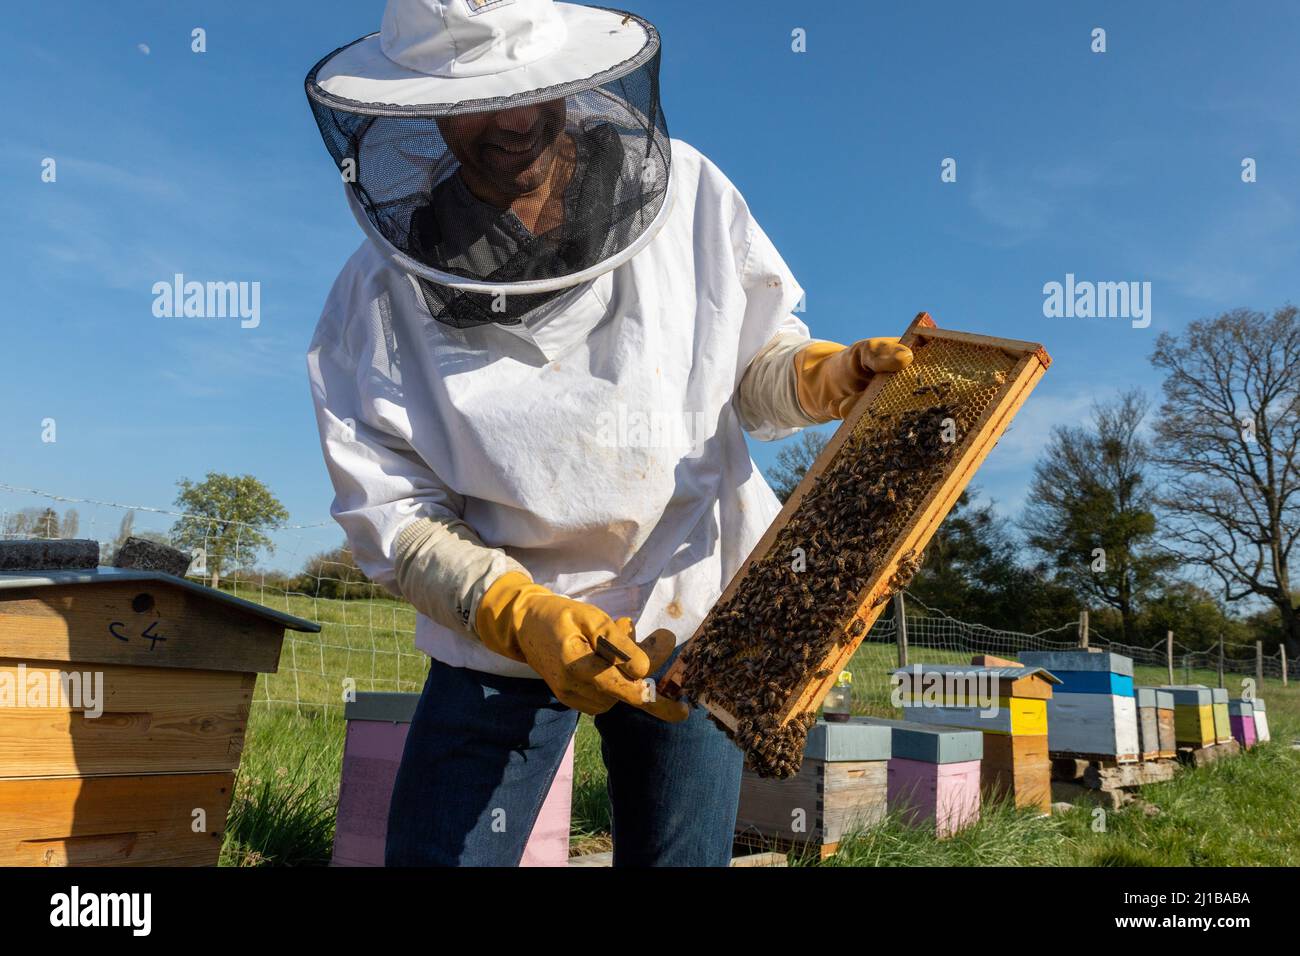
top-left (331, 692), bottom-right (573, 867)
top-left (860, 717), bottom-right (983, 838)
top-left (1228, 699), bottom-right (1257, 749)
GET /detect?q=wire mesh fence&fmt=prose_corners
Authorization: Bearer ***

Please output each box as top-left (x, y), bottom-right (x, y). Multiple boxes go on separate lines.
top-left (2, 483), bottom-right (1294, 717)
top-left (845, 593), bottom-right (1293, 716)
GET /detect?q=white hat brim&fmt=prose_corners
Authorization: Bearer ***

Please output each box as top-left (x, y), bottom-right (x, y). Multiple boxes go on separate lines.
top-left (309, 5), bottom-right (655, 114)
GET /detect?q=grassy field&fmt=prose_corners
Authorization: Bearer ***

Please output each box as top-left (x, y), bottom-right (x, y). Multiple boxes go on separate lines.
top-left (219, 588), bottom-right (1300, 866)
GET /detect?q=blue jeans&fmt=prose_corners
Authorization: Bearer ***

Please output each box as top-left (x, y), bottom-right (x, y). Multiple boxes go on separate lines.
top-left (384, 649), bottom-right (743, 867)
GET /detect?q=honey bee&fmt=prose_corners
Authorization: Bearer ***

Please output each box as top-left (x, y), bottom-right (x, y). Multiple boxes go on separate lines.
top-left (678, 401), bottom-right (965, 779)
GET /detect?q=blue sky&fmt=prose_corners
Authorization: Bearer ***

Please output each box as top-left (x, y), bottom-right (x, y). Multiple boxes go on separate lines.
top-left (3, 0), bottom-right (1298, 569)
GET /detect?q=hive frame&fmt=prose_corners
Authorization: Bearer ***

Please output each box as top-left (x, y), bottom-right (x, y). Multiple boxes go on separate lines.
top-left (659, 313), bottom-right (1051, 730)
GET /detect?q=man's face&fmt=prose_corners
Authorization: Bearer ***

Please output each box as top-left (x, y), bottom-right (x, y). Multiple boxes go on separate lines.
top-left (437, 99), bottom-right (568, 206)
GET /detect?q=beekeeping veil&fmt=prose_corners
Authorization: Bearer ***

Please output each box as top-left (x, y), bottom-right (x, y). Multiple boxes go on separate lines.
top-left (306, 0), bottom-right (672, 328)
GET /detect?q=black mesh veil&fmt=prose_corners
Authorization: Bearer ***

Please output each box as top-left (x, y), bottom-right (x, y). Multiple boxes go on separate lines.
top-left (305, 11), bottom-right (671, 328)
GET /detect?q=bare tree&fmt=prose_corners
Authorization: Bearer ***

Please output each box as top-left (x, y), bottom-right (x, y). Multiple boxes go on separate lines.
top-left (765, 430), bottom-right (830, 503)
top-left (1021, 390), bottom-right (1172, 642)
top-left (1150, 305), bottom-right (1300, 654)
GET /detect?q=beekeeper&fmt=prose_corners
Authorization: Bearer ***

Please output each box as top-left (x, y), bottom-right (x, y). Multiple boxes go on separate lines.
top-left (305, 0), bottom-right (911, 867)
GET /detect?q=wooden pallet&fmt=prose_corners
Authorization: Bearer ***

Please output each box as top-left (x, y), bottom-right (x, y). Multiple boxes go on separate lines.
top-left (659, 314), bottom-right (1051, 740)
top-left (1050, 750), bottom-right (1141, 765)
top-left (1050, 757), bottom-right (1180, 809)
top-left (1178, 740), bottom-right (1241, 768)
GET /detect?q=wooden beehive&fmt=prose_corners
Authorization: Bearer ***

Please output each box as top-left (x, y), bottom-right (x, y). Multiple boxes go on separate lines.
top-left (331, 692), bottom-right (573, 867)
top-left (734, 719), bottom-right (890, 858)
top-left (1134, 686), bottom-right (1177, 760)
top-left (1163, 685), bottom-right (1216, 748)
top-left (859, 717), bottom-right (983, 838)
top-left (1019, 650), bottom-right (1139, 763)
top-left (0, 568), bottom-right (316, 866)
top-left (1227, 699), bottom-right (1257, 749)
top-left (896, 664), bottom-right (1057, 814)
top-left (1251, 698), bottom-right (1271, 743)
top-left (1210, 688), bottom-right (1233, 745)
top-left (660, 314), bottom-right (1050, 776)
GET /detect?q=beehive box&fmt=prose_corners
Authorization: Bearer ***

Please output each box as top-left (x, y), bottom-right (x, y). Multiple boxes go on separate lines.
top-left (331, 692), bottom-right (573, 867)
top-left (0, 568), bottom-right (316, 865)
top-left (1227, 699), bottom-right (1257, 749)
top-left (1017, 650), bottom-right (1134, 693)
top-left (1210, 688), bottom-right (1233, 744)
top-left (1252, 698), bottom-right (1271, 743)
top-left (859, 717), bottom-right (983, 838)
top-left (1163, 686), bottom-right (1216, 748)
top-left (895, 664), bottom-right (1057, 813)
top-left (660, 315), bottom-right (1051, 777)
top-left (734, 719), bottom-right (890, 858)
top-left (1019, 650), bottom-right (1138, 762)
top-left (1134, 687), bottom-right (1177, 760)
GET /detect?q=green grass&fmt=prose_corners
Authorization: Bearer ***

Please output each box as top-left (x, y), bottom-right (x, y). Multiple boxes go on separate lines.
top-left (804, 715), bottom-right (1300, 866)
top-left (220, 707), bottom-right (343, 866)
top-left (220, 588), bottom-right (1300, 865)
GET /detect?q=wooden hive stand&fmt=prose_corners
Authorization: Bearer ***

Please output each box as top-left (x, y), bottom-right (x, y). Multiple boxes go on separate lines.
top-left (659, 314), bottom-right (1051, 777)
top-left (0, 568), bottom-right (318, 866)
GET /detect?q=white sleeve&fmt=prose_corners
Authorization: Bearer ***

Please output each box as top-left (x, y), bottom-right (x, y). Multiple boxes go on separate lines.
top-left (735, 327), bottom-right (820, 434)
top-left (306, 309), bottom-right (525, 632)
top-left (732, 200), bottom-right (812, 441)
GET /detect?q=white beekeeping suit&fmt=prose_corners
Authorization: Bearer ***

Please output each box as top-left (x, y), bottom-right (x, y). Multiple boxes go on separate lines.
top-left (307, 138), bottom-right (811, 677)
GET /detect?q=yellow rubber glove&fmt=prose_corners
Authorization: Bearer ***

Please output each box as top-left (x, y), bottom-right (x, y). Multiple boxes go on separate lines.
top-left (476, 572), bottom-right (691, 722)
top-left (794, 338), bottom-right (914, 422)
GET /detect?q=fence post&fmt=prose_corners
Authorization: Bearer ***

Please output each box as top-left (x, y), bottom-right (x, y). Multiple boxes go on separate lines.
top-left (1078, 610), bottom-right (1089, 649)
top-left (1282, 645), bottom-right (1289, 688)
top-left (1217, 639), bottom-right (1225, 689)
top-left (1256, 641), bottom-right (1264, 688)
top-left (894, 592), bottom-right (908, 668)
top-left (1166, 630), bottom-right (1174, 685)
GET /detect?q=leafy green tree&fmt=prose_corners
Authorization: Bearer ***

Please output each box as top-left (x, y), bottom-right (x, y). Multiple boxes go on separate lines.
top-left (2, 506), bottom-right (69, 539)
top-left (1021, 390), bottom-right (1174, 642)
top-left (295, 544), bottom-right (374, 600)
top-left (171, 473), bottom-right (288, 588)
top-left (910, 491), bottom-right (1076, 632)
top-left (1137, 581), bottom-right (1249, 651)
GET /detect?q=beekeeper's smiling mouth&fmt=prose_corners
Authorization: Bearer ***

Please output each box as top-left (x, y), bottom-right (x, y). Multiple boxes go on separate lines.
top-left (491, 134), bottom-right (540, 154)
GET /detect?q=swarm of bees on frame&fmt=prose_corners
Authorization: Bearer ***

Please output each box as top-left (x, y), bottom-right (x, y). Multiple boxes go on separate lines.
top-left (677, 403), bottom-right (962, 778)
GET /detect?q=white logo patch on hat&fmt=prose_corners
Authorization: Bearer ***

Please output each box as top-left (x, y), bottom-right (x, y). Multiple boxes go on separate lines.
top-left (464, 0), bottom-right (516, 15)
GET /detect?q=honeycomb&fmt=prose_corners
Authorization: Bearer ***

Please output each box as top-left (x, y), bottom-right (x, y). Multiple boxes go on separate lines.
top-left (674, 334), bottom-right (1029, 778)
